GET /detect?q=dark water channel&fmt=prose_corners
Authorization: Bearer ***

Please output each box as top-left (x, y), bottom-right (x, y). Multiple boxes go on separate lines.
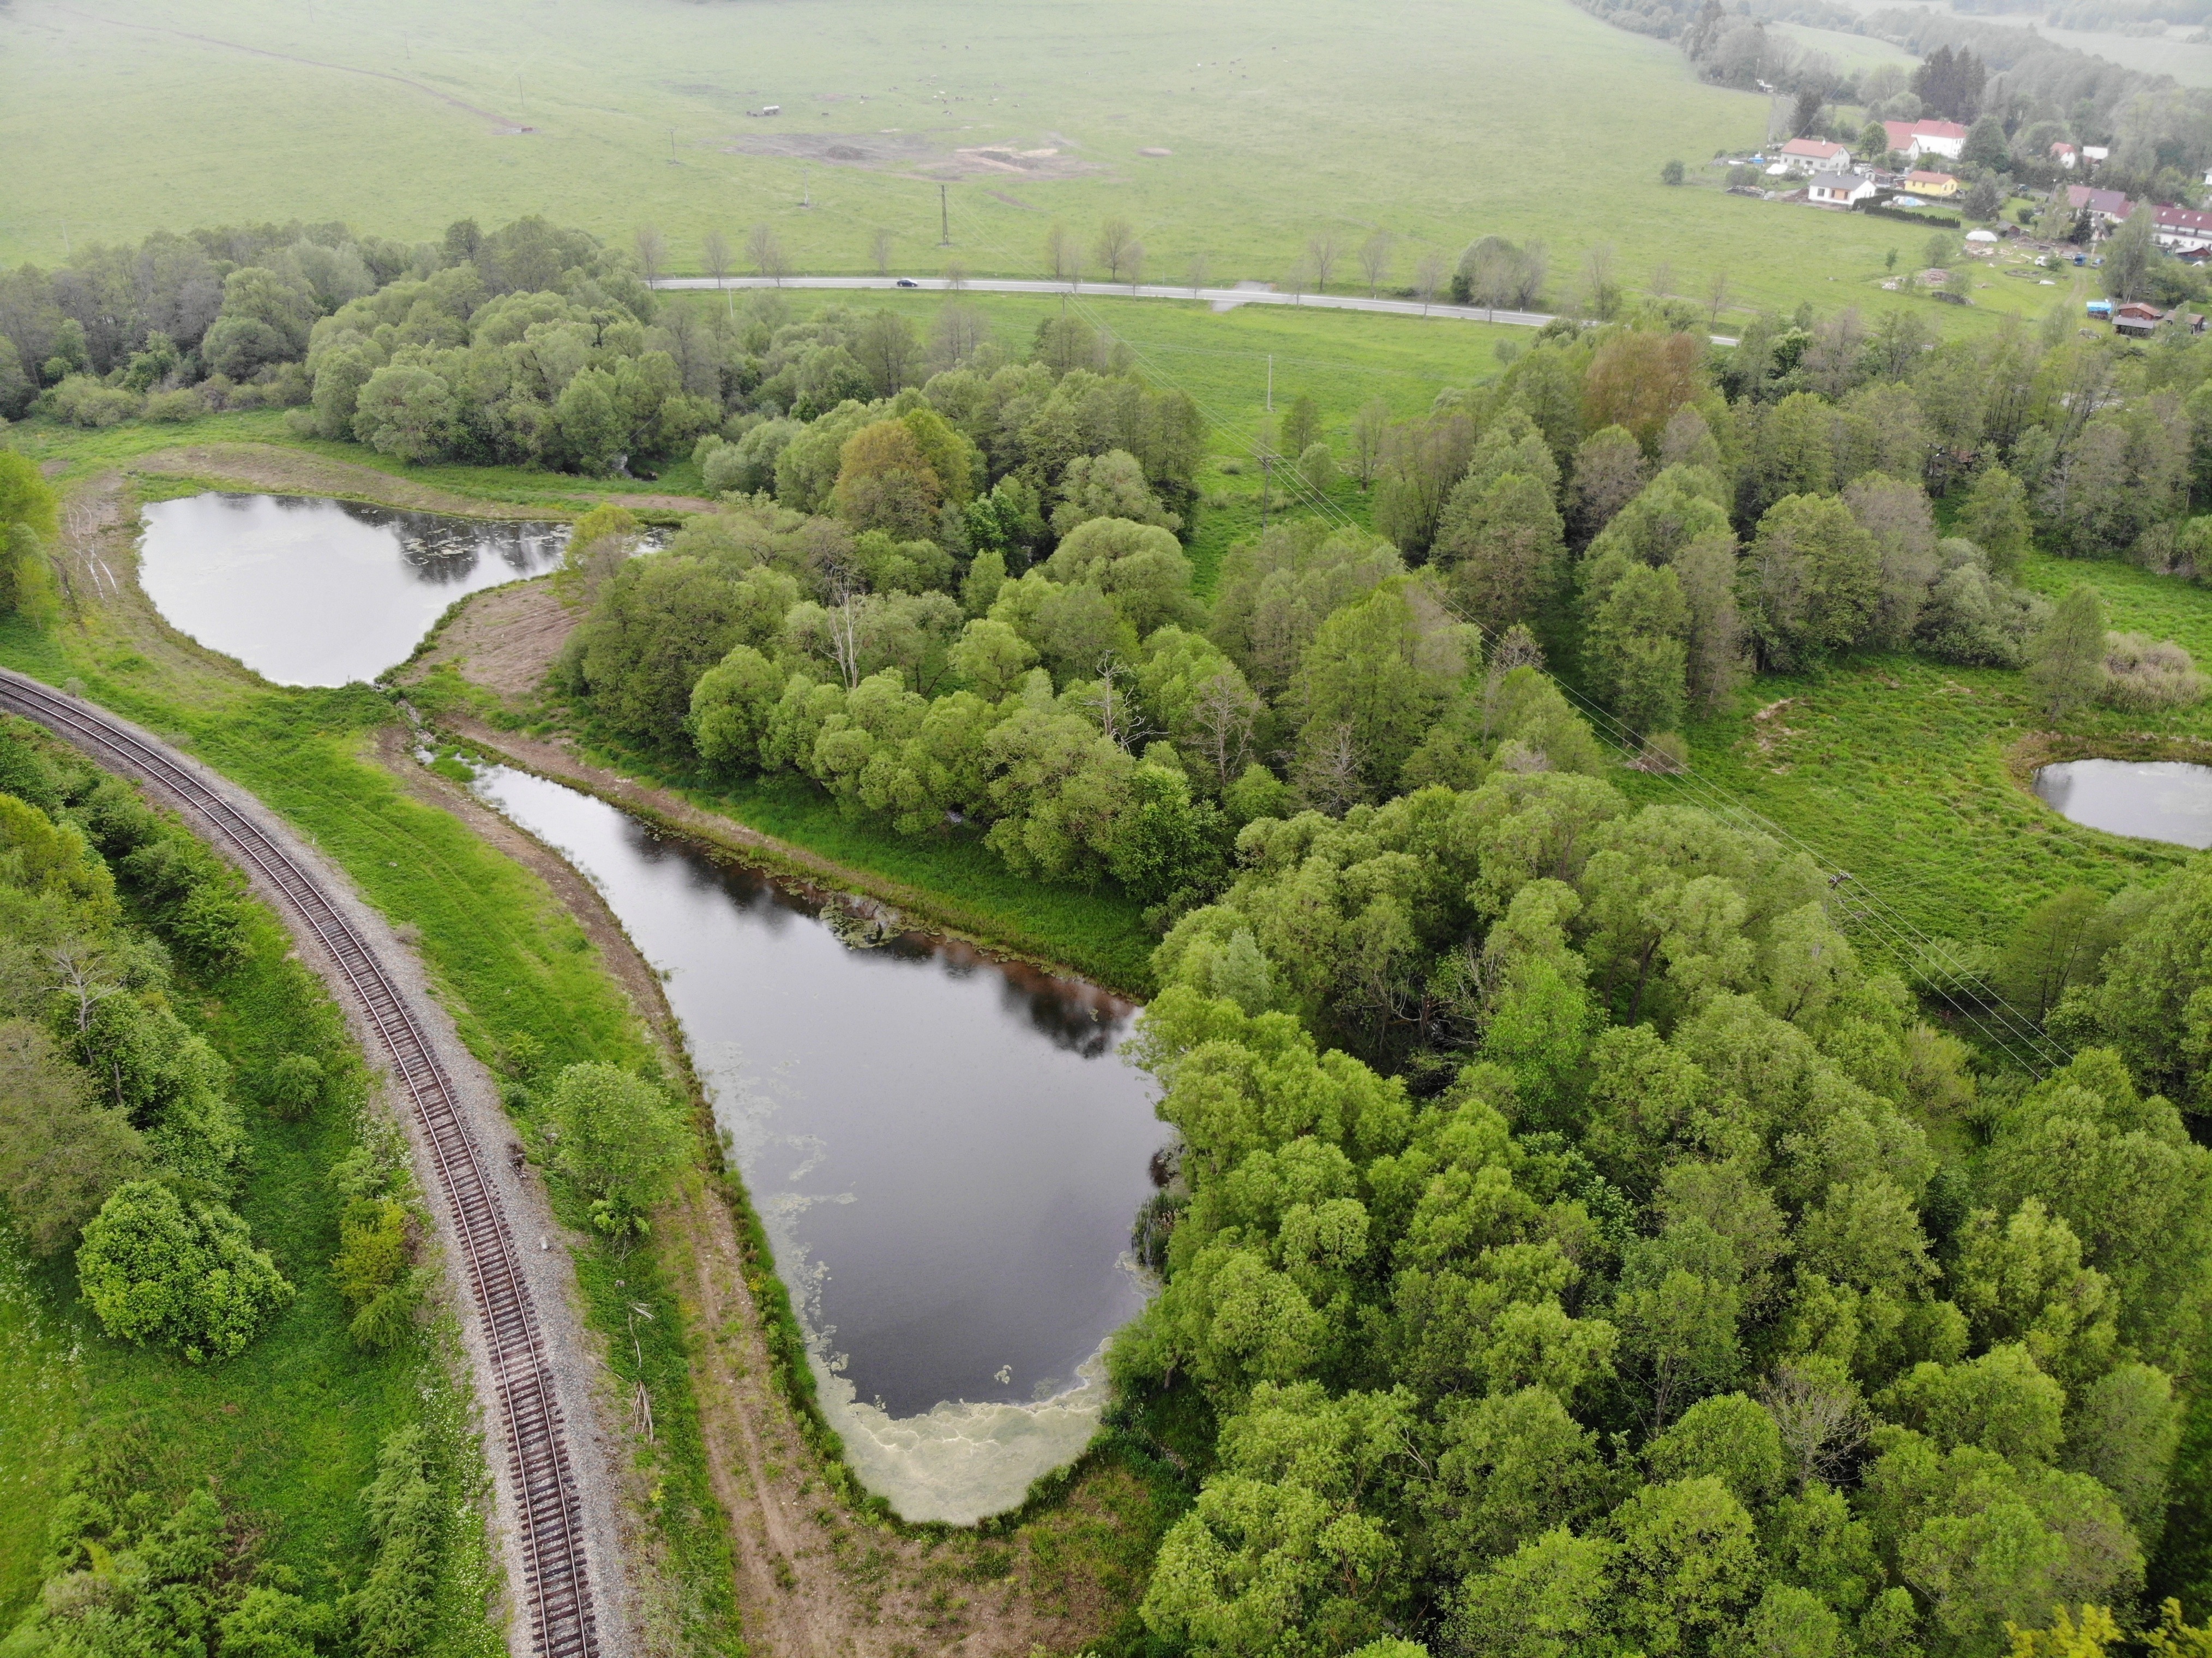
top-left (139, 493), bottom-right (567, 687)
top-left (468, 765), bottom-right (1165, 1522)
top-left (2033, 759), bottom-right (2212, 849)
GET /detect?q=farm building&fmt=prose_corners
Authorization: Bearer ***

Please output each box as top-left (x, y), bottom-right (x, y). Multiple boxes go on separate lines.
top-left (2111, 301), bottom-right (2205, 337)
top-left (1778, 137), bottom-right (1852, 174)
top-left (2151, 204), bottom-right (2212, 254)
top-left (1809, 173), bottom-right (1879, 206)
top-left (1904, 170), bottom-right (1961, 198)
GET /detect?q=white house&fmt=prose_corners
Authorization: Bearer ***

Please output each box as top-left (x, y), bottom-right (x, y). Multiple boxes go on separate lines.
top-left (1778, 137), bottom-right (1853, 174)
top-left (1882, 119), bottom-right (1966, 161)
top-left (1809, 173), bottom-right (1879, 207)
top-left (2153, 204), bottom-right (2212, 254)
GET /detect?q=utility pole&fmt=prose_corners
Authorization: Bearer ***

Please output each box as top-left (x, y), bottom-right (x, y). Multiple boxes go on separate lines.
top-left (938, 184), bottom-right (951, 246)
top-left (802, 163), bottom-right (811, 208)
top-left (1266, 355), bottom-right (1272, 412)
top-left (669, 128), bottom-right (677, 163)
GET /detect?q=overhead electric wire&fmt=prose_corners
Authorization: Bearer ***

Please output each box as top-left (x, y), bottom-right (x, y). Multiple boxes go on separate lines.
top-left (934, 194), bottom-right (2066, 1074)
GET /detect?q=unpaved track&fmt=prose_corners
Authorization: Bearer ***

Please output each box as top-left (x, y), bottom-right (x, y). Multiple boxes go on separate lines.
top-left (0, 670), bottom-right (635, 1658)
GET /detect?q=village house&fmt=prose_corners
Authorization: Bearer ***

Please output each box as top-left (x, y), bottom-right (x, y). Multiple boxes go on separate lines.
top-left (1809, 173), bottom-right (1880, 207)
top-left (1778, 136), bottom-right (1853, 174)
top-left (2152, 203), bottom-right (2212, 254)
top-left (2065, 184), bottom-right (2133, 229)
top-left (2052, 142), bottom-right (2078, 169)
top-left (1904, 170), bottom-right (1961, 199)
top-left (1881, 119), bottom-right (1967, 161)
top-left (2112, 301), bottom-right (2206, 337)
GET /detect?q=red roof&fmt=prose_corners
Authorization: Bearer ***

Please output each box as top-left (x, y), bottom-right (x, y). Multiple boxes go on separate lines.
top-left (2067, 185), bottom-right (2133, 218)
top-left (1883, 121), bottom-right (1917, 152)
top-left (1781, 137), bottom-right (1846, 158)
top-left (2155, 204), bottom-right (2212, 234)
top-left (1913, 119), bottom-right (1969, 140)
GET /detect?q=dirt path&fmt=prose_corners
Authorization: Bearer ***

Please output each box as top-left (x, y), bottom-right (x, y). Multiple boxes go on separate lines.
top-left (126, 443), bottom-right (715, 519)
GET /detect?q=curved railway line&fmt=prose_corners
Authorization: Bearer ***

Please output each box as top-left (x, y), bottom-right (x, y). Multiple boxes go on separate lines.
top-left (0, 668), bottom-right (601, 1658)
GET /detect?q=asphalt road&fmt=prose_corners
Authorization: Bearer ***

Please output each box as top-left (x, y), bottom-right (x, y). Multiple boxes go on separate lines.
top-left (652, 273), bottom-right (1559, 328)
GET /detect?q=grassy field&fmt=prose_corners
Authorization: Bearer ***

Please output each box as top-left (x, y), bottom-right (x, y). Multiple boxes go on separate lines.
top-left (1619, 553), bottom-right (2212, 986)
top-left (0, 0), bottom-right (2075, 332)
top-left (0, 747), bottom-right (501, 1654)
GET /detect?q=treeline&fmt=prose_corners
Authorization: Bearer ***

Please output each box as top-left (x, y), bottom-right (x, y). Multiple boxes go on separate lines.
top-left (561, 293), bottom-right (2212, 927)
top-left (0, 716), bottom-right (314, 1356)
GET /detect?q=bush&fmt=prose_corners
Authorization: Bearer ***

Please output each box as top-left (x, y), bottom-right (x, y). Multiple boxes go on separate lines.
top-left (543, 1062), bottom-right (689, 1235)
top-left (268, 1052), bottom-right (325, 1120)
top-left (142, 387), bottom-right (204, 423)
top-left (2102, 632), bottom-right (2207, 711)
top-left (76, 1180), bottom-right (293, 1361)
top-left (48, 375), bottom-right (141, 428)
top-left (1661, 159), bottom-right (1686, 185)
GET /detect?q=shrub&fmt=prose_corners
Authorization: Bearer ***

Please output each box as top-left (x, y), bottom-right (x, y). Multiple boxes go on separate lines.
top-left (1661, 159), bottom-right (1686, 185)
top-left (544, 1062), bottom-right (689, 1235)
top-left (76, 1180), bottom-right (293, 1361)
top-left (268, 1052), bottom-right (325, 1120)
top-left (2102, 632), bottom-right (2207, 711)
top-left (142, 388), bottom-right (204, 423)
top-left (48, 375), bottom-right (141, 428)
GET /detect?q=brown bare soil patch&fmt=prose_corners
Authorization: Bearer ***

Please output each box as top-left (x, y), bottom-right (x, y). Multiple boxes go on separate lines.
top-left (410, 578), bottom-right (576, 701)
top-left (718, 130), bottom-right (1102, 182)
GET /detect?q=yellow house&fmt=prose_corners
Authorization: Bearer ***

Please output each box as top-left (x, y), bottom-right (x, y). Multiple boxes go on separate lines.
top-left (1904, 170), bottom-right (1962, 199)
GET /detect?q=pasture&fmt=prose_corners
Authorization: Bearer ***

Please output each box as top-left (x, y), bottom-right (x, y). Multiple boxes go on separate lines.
top-left (1, 0), bottom-right (2072, 331)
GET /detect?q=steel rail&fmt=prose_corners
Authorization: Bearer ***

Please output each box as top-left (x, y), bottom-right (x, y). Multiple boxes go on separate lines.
top-left (0, 670), bottom-right (598, 1658)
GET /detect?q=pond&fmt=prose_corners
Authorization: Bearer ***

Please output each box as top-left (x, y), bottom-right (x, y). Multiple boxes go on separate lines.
top-left (2033, 759), bottom-right (2212, 850)
top-left (467, 763), bottom-right (1167, 1523)
top-left (139, 493), bottom-right (568, 687)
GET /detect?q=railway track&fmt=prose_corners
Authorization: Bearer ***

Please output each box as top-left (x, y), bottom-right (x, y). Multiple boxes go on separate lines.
top-left (0, 669), bottom-right (600, 1658)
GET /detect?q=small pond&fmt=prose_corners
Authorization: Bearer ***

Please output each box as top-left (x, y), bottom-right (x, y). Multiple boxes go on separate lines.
top-left (2033, 759), bottom-right (2212, 850)
top-left (467, 763), bottom-right (1167, 1523)
top-left (139, 493), bottom-right (568, 687)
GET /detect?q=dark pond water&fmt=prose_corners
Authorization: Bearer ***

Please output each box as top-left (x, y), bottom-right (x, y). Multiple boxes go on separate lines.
top-left (139, 493), bottom-right (567, 687)
top-left (2033, 759), bottom-right (2212, 849)
top-left (468, 764), bottom-right (1165, 1522)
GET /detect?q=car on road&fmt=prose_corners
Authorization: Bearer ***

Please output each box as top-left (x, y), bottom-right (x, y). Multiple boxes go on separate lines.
top-left (894, 277), bottom-right (921, 287)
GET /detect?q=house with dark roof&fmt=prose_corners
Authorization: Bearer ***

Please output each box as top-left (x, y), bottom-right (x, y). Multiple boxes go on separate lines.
top-left (2065, 185), bottom-right (2133, 227)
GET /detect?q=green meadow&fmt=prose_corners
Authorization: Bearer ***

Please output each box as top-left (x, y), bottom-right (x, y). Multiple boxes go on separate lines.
top-left (1624, 554), bottom-right (2212, 979)
top-left (1, 0), bottom-right (2073, 332)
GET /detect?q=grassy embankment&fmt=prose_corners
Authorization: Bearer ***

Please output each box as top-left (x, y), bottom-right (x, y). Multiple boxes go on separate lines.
top-left (0, 0), bottom-right (2072, 334)
top-left (0, 605), bottom-right (746, 1655)
top-left (0, 724), bottom-right (502, 1656)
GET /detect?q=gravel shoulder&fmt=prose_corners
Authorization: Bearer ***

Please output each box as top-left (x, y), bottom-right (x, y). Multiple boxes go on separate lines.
top-left (38, 472), bottom-right (639, 1658)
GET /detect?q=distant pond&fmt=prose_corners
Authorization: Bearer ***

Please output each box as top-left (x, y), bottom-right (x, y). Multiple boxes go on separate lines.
top-left (2033, 758), bottom-right (2212, 849)
top-left (467, 762), bottom-right (1167, 1524)
top-left (138, 493), bottom-right (568, 687)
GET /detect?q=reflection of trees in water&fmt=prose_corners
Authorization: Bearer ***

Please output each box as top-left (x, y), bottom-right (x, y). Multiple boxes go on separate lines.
top-left (612, 803), bottom-right (1133, 1054)
top-left (330, 499), bottom-right (568, 586)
